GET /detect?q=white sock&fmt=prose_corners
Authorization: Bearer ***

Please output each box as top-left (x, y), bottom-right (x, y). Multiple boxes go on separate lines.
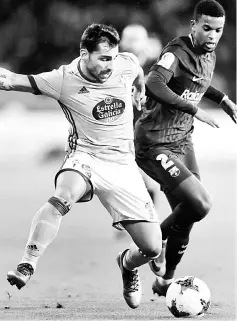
top-left (157, 275), bottom-right (173, 285)
top-left (122, 245), bottom-right (151, 271)
top-left (20, 202), bottom-right (62, 270)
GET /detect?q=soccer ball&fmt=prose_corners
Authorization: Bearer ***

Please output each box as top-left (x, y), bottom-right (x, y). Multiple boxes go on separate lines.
top-left (166, 276), bottom-right (211, 318)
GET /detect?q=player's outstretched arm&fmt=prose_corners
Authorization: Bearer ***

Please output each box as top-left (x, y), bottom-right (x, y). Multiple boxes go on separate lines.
top-left (0, 67), bottom-right (34, 93)
top-left (132, 67), bottom-right (146, 111)
top-left (220, 97), bottom-right (237, 124)
top-left (146, 69), bottom-right (198, 116)
top-left (204, 85), bottom-right (237, 124)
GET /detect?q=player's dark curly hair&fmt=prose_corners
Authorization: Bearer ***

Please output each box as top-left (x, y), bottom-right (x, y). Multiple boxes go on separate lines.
top-left (80, 23), bottom-right (120, 53)
top-left (194, 0), bottom-right (225, 21)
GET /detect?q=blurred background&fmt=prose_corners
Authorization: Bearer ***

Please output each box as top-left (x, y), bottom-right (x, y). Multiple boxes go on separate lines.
top-left (0, 0), bottom-right (235, 93)
top-left (0, 1), bottom-right (236, 317)
top-left (0, 0), bottom-right (236, 161)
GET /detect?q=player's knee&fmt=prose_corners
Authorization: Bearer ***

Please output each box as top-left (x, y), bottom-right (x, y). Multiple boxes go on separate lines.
top-left (55, 186), bottom-right (79, 204)
top-left (139, 242), bottom-right (162, 260)
top-left (193, 193), bottom-right (212, 221)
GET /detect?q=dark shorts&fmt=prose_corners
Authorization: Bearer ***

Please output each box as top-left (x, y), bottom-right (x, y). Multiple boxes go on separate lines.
top-left (136, 142), bottom-right (200, 194)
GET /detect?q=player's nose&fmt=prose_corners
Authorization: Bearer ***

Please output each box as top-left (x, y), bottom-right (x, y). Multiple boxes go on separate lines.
top-left (207, 30), bottom-right (216, 41)
top-left (107, 60), bottom-right (115, 71)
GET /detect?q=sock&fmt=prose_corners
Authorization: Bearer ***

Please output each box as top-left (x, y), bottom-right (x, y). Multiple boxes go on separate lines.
top-left (154, 239), bottom-right (167, 264)
top-left (161, 215), bottom-right (174, 240)
top-left (20, 202), bottom-right (63, 270)
top-left (163, 223), bottom-right (193, 280)
top-left (122, 245), bottom-right (151, 271)
top-left (156, 275), bottom-right (173, 285)
top-left (161, 202), bottom-right (194, 239)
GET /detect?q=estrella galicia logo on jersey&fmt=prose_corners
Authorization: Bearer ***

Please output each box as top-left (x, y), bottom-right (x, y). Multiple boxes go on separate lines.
top-left (92, 97), bottom-right (125, 123)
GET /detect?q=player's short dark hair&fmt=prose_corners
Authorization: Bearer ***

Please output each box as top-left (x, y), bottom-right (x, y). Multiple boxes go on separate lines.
top-left (194, 0), bottom-right (225, 21)
top-left (80, 23), bottom-right (120, 53)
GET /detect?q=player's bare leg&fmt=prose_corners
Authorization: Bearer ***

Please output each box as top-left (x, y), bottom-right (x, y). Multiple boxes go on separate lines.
top-left (117, 221), bottom-right (162, 308)
top-left (143, 174), bottom-right (165, 276)
top-left (138, 169), bottom-right (166, 277)
top-left (7, 171), bottom-right (88, 290)
top-left (149, 239), bottom-right (167, 277)
top-left (152, 175), bottom-right (211, 297)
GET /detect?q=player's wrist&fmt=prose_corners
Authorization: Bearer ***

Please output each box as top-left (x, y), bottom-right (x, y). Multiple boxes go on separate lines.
top-left (191, 104), bottom-right (199, 116)
top-left (0, 68), bottom-right (12, 91)
top-left (219, 94), bottom-right (229, 105)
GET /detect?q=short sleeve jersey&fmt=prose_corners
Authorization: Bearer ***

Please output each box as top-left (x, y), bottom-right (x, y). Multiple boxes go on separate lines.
top-left (29, 53), bottom-right (140, 162)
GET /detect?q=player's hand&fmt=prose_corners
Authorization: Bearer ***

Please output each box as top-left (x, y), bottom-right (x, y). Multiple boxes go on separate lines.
top-left (0, 67), bottom-right (13, 90)
top-left (194, 107), bottom-right (220, 128)
top-left (220, 98), bottom-right (237, 124)
top-left (132, 87), bottom-right (146, 111)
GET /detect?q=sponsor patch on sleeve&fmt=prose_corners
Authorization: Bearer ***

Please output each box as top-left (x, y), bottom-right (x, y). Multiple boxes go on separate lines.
top-left (157, 52), bottom-right (175, 70)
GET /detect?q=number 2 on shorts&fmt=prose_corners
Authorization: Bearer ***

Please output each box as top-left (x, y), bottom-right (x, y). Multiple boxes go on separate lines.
top-left (156, 153), bottom-right (180, 178)
top-left (156, 154), bottom-right (174, 170)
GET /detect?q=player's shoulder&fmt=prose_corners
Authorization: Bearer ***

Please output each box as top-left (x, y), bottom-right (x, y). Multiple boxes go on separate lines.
top-left (64, 57), bottom-right (80, 73)
top-left (49, 57), bottom-right (80, 81)
top-left (162, 36), bottom-right (192, 57)
top-left (117, 52), bottom-right (140, 67)
top-left (152, 36), bottom-right (193, 72)
top-left (158, 36), bottom-right (195, 67)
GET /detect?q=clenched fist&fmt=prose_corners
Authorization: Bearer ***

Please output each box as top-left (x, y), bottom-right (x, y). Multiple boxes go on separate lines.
top-left (0, 68), bottom-right (13, 90)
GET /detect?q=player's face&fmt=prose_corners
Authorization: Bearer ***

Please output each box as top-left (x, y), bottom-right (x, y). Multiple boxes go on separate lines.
top-left (82, 42), bottom-right (118, 83)
top-left (191, 15), bottom-right (225, 53)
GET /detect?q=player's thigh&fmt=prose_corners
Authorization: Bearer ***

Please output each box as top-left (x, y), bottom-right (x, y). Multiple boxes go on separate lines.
top-left (97, 161), bottom-right (160, 228)
top-left (122, 221), bottom-right (162, 254)
top-left (169, 174), bottom-right (211, 207)
top-left (183, 142), bottom-right (200, 180)
top-left (54, 152), bottom-right (93, 203)
top-left (136, 151), bottom-right (191, 193)
top-left (55, 170), bottom-right (87, 202)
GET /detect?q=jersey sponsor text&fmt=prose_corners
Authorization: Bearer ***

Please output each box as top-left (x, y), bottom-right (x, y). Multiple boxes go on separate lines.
top-left (92, 97), bottom-right (125, 122)
top-left (180, 89), bottom-right (204, 103)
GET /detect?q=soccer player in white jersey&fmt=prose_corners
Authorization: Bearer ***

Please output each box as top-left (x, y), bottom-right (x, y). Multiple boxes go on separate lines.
top-left (0, 23), bottom-right (162, 309)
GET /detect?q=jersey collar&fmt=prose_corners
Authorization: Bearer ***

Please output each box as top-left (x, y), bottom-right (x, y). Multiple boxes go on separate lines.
top-left (189, 33), bottom-right (195, 47)
top-left (188, 33), bottom-right (210, 58)
top-left (77, 59), bottom-right (101, 83)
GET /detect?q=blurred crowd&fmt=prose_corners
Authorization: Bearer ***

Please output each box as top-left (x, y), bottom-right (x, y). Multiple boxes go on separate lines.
top-left (0, 0), bottom-right (236, 100)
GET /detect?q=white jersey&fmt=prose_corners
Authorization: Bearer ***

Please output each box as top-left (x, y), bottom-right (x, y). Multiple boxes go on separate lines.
top-left (30, 52), bottom-right (140, 163)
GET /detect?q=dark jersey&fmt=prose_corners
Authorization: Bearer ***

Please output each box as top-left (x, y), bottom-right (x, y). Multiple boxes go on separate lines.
top-left (134, 35), bottom-right (216, 155)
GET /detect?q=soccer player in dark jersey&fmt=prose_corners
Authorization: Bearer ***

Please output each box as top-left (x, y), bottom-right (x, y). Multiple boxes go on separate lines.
top-left (134, 0), bottom-right (237, 296)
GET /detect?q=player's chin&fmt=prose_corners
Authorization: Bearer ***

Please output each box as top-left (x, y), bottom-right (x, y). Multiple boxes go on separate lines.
top-left (203, 44), bottom-right (216, 52)
top-left (99, 72), bottom-right (112, 82)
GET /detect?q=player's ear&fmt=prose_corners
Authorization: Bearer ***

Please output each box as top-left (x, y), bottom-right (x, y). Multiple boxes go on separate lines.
top-left (190, 20), bottom-right (196, 31)
top-left (80, 48), bottom-right (89, 59)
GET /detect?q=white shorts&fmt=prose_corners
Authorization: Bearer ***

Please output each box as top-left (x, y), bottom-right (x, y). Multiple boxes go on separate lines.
top-left (55, 151), bottom-right (159, 229)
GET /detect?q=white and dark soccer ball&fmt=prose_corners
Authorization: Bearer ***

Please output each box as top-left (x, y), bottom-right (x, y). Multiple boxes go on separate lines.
top-left (166, 276), bottom-right (211, 318)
